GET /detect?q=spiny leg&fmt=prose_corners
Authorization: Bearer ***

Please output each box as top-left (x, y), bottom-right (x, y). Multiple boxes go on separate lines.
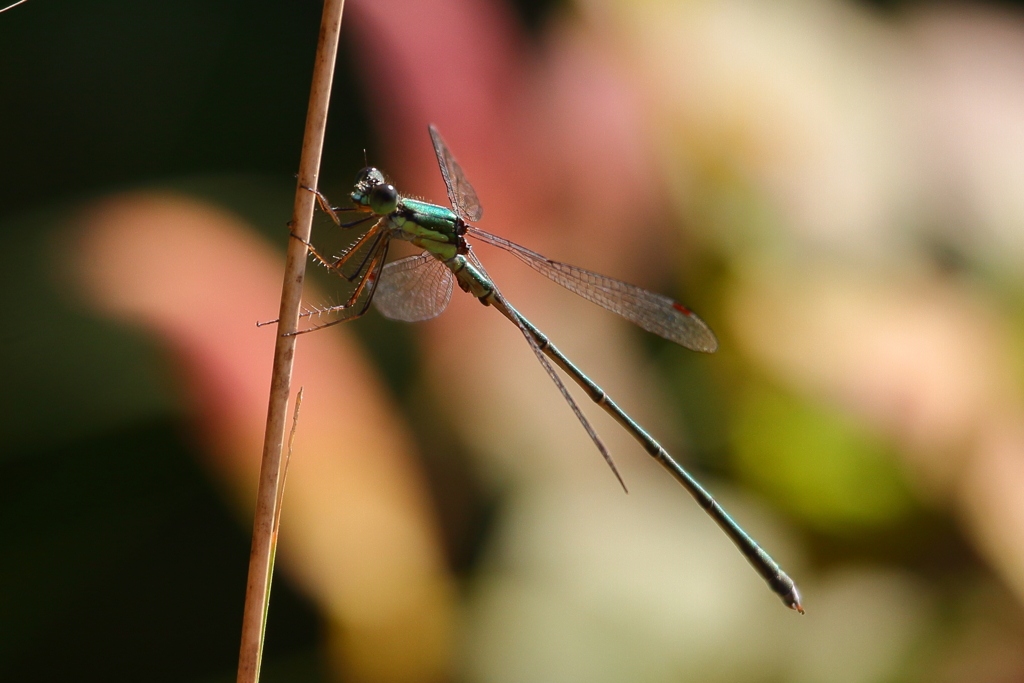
top-left (294, 218), bottom-right (385, 282)
top-left (295, 242), bottom-right (387, 331)
top-left (339, 228), bottom-right (387, 284)
top-left (258, 218), bottom-right (387, 330)
top-left (289, 239), bottom-right (391, 335)
top-left (299, 227), bottom-right (386, 295)
top-left (297, 186), bottom-right (384, 281)
top-left (261, 228), bottom-right (388, 329)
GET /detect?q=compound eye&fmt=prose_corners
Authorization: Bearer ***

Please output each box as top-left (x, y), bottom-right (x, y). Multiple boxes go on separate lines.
top-left (355, 166), bottom-right (385, 186)
top-left (369, 183), bottom-right (398, 214)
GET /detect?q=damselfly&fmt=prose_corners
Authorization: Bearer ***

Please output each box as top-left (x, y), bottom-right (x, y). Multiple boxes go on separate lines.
top-left (276, 126), bottom-right (802, 613)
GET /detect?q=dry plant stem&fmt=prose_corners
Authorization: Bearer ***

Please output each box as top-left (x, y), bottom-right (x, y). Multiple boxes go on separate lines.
top-left (0, 0), bottom-right (31, 14)
top-left (235, 2), bottom-right (346, 682)
top-left (279, 388), bottom-right (304, 526)
top-left (257, 388), bottom-right (304, 668)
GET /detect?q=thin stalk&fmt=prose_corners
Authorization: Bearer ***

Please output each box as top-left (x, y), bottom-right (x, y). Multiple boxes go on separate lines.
top-left (257, 388), bottom-right (304, 669)
top-left (0, 0), bottom-right (30, 14)
top-left (236, 2), bottom-right (346, 682)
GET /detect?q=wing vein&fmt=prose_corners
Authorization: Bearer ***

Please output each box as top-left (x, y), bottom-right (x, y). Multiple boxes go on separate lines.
top-left (468, 227), bottom-right (718, 352)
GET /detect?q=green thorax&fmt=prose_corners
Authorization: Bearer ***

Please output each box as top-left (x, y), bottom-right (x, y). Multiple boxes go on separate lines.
top-left (390, 198), bottom-right (462, 259)
top-left (397, 198), bottom-right (458, 235)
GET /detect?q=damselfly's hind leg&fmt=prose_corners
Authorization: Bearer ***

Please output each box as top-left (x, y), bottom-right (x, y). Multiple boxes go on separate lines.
top-left (291, 289), bottom-right (374, 334)
top-left (258, 230), bottom-right (389, 330)
top-left (286, 239), bottom-right (391, 335)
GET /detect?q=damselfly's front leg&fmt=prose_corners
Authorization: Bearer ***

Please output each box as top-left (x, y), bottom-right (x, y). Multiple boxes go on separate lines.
top-left (302, 185), bottom-right (369, 227)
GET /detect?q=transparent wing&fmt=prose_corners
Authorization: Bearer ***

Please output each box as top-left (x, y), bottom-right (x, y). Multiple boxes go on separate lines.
top-left (467, 228), bottom-right (718, 352)
top-left (467, 249), bottom-right (627, 492)
top-left (429, 125), bottom-right (483, 222)
top-left (373, 252), bottom-right (454, 322)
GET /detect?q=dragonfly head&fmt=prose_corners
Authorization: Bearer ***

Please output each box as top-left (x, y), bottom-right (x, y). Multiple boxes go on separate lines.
top-left (351, 167), bottom-right (398, 215)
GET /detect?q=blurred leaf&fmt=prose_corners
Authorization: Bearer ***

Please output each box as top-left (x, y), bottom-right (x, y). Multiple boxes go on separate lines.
top-left (731, 382), bottom-right (915, 532)
top-left (655, 343), bottom-right (731, 466)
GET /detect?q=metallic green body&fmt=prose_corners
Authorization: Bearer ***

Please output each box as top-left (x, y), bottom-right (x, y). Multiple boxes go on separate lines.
top-left (447, 255), bottom-right (492, 299)
top-left (312, 127), bottom-right (803, 613)
top-left (398, 198), bottom-right (459, 235)
top-left (390, 198), bottom-right (462, 260)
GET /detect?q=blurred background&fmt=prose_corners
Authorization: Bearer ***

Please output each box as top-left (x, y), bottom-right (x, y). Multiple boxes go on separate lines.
top-left (3, 0), bottom-right (1024, 681)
